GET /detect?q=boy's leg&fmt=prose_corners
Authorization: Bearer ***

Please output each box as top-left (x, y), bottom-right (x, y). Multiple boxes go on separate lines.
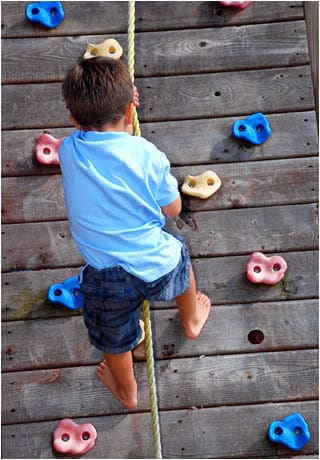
top-left (175, 265), bottom-right (211, 339)
top-left (98, 351), bottom-right (137, 409)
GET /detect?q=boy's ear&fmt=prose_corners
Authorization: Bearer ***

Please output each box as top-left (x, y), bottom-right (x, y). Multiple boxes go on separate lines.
top-left (124, 102), bottom-right (133, 126)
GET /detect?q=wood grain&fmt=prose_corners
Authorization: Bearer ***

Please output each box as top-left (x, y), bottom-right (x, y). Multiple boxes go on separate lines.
top-left (2, 21), bottom-right (309, 83)
top-left (2, 300), bottom-right (318, 371)
top-left (2, 267), bottom-right (82, 321)
top-left (2, 350), bottom-right (318, 423)
top-left (138, 66), bottom-right (315, 122)
top-left (173, 204), bottom-right (318, 258)
top-left (2, 66), bottom-right (314, 129)
top-left (2, 250), bottom-right (318, 321)
top-left (2, 111), bottom-right (318, 178)
top-left (1, 401), bottom-right (317, 459)
top-left (1, 1), bottom-right (318, 458)
top-left (305, 2), bottom-right (319, 116)
top-left (2, 157), bottom-right (318, 223)
top-left (1, 1), bottom-right (304, 38)
top-left (2, 204), bottom-right (318, 271)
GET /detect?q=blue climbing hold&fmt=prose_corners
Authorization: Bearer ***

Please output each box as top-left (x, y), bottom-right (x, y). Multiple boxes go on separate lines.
top-left (232, 112), bottom-right (271, 145)
top-left (25, 1), bottom-right (65, 29)
top-left (268, 413), bottom-right (311, 451)
top-left (48, 276), bottom-right (83, 310)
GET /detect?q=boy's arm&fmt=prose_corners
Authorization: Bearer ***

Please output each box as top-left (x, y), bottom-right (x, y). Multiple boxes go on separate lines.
top-left (161, 195), bottom-right (182, 219)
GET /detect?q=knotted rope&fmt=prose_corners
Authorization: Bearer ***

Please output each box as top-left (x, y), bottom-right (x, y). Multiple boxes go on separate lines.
top-left (127, 0), bottom-right (141, 137)
top-left (127, 2), bottom-right (162, 458)
top-left (141, 300), bottom-right (162, 459)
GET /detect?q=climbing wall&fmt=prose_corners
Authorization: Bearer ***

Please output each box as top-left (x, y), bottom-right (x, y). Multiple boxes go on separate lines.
top-left (1, 2), bottom-right (319, 458)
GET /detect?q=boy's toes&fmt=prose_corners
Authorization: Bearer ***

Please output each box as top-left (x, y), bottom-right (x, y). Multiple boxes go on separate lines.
top-left (196, 291), bottom-right (211, 307)
top-left (97, 360), bottom-right (108, 375)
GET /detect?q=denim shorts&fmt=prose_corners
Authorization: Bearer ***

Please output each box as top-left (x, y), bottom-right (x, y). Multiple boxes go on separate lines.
top-left (80, 234), bottom-right (190, 354)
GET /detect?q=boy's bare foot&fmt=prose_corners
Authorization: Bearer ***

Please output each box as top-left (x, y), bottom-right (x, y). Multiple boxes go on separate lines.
top-left (132, 340), bottom-right (146, 361)
top-left (133, 319), bottom-right (146, 361)
top-left (185, 291), bottom-right (211, 340)
top-left (97, 360), bottom-right (137, 409)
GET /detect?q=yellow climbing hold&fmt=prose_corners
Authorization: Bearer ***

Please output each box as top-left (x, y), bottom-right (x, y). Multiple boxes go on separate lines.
top-left (182, 170), bottom-right (222, 199)
top-left (83, 38), bottom-right (123, 60)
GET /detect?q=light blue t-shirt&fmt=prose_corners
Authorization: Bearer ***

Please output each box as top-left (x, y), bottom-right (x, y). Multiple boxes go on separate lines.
top-left (59, 130), bottom-right (182, 282)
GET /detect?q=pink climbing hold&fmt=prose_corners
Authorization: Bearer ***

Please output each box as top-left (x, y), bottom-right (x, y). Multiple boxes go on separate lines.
top-left (247, 252), bottom-right (287, 285)
top-left (53, 418), bottom-right (97, 455)
top-left (219, 1), bottom-right (252, 9)
top-left (35, 133), bottom-right (64, 165)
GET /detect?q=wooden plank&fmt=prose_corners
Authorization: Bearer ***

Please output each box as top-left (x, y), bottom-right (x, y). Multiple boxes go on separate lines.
top-left (2, 316), bottom-right (100, 372)
top-left (2, 220), bottom-right (81, 271)
top-left (2, 21), bottom-right (309, 83)
top-left (1, 2), bottom-right (318, 459)
top-left (2, 66), bottom-right (314, 129)
top-left (160, 402), bottom-right (318, 459)
top-left (2, 174), bottom-right (66, 223)
top-left (2, 299), bottom-right (318, 371)
top-left (2, 111), bottom-right (318, 177)
top-left (138, 66), bottom-right (315, 123)
top-left (195, 250), bottom-right (319, 305)
top-left (143, 110), bottom-right (319, 166)
top-left (1, 1), bottom-right (128, 38)
top-left (2, 250), bottom-right (318, 321)
top-left (135, 1), bottom-right (305, 30)
top-left (2, 204), bottom-right (318, 271)
top-left (1, 401), bottom-right (318, 459)
top-left (2, 157), bottom-right (318, 223)
top-left (178, 157), bottom-right (319, 212)
top-left (136, 1), bottom-right (305, 30)
top-left (174, 204), bottom-right (318, 258)
top-left (1, 2), bottom-right (304, 38)
top-left (1, 127), bottom-right (69, 177)
top-left (304, 2), bottom-right (319, 118)
top-left (155, 299), bottom-right (319, 357)
top-left (1, 267), bottom-right (81, 321)
top-left (2, 349), bottom-right (318, 424)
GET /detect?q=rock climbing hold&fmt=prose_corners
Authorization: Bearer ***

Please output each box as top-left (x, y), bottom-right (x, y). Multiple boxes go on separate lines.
top-left (219, 1), bottom-right (252, 9)
top-left (53, 418), bottom-right (97, 455)
top-left (83, 38), bottom-right (123, 60)
top-left (232, 113), bottom-right (271, 145)
top-left (48, 276), bottom-right (83, 310)
top-left (25, 1), bottom-right (65, 29)
top-left (181, 170), bottom-right (222, 199)
top-left (35, 133), bottom-right (63, 165)
top-left (268, 413), bottom-right (311, 451)
top-left (247, 252), bottom-right (287, 285)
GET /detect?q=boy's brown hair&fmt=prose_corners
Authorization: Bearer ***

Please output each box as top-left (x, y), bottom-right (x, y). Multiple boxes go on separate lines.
top-left (62, 57), bottom-right (133, 130)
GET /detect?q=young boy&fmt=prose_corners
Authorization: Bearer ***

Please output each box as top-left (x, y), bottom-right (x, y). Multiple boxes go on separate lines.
top-left (59, 56), bottom-right (211, 409)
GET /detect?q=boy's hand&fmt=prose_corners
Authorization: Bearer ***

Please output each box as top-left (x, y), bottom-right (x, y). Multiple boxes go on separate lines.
top-left (133, 86), bottom-right (140, 107)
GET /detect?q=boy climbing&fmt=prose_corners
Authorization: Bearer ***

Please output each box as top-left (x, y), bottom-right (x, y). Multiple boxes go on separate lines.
top-left (59, 56), bottom-right (211, 408)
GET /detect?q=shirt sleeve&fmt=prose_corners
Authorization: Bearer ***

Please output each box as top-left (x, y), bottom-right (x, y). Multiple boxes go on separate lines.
top-left (156, 152), bottom-right (180, 207)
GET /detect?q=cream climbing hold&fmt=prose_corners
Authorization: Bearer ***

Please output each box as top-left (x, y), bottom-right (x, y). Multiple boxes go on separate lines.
top-left (83, 38), bottom-right (123, 60)
top-left (182, 170), bottom-right (222, 199)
